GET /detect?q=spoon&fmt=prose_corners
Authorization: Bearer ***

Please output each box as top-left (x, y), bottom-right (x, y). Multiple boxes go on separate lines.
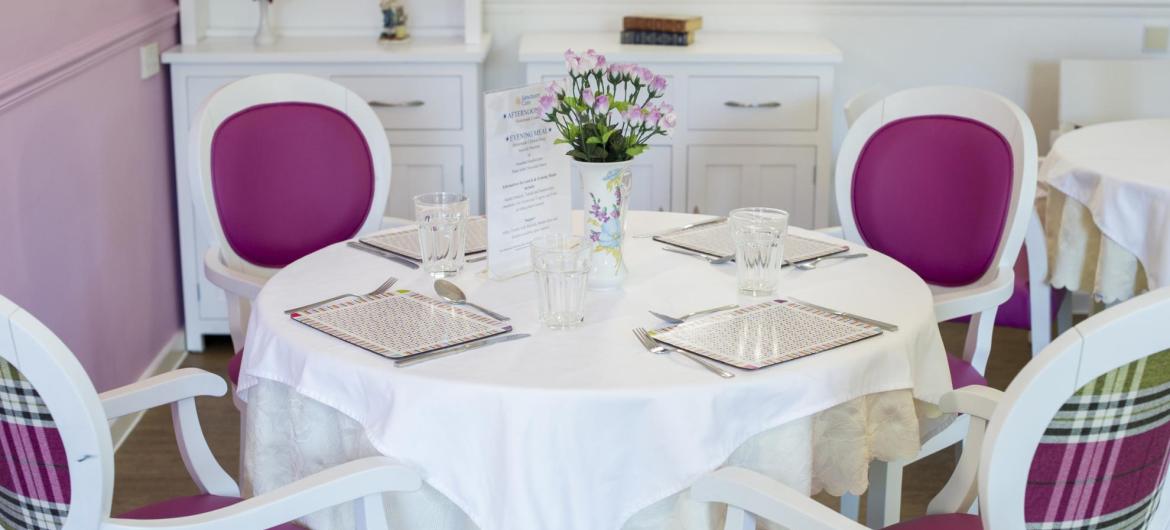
top-left (794, 252), bottom-right (868, 271)
top-left (663, 247), bottom-right (734, 264)
top-left (434, 279), bottom-right (511, 321)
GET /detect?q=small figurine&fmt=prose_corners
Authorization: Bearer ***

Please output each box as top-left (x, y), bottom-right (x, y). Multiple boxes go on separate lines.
top-left (379, 0), bottom-right (410, 42)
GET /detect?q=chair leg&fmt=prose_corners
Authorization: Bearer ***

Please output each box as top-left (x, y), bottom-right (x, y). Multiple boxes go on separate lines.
top-left (866, 460), bottom-right (903, 529)
top-left (724, 506), bottom-right (756, 530)
top-left (840, 493), bottom-right (861, 521)
top-left (961, 308), bottom-right (998, 375)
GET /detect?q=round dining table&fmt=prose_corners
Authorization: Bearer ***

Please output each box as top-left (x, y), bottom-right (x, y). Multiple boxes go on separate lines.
top-left (1042, 119), bottom-right (1170, 303)
top-left (238, 210), bottom-right (951, 530)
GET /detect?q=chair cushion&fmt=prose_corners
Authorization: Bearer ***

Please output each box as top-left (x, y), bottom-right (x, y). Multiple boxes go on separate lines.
top-left (0, 359), bottom-right (71, 528)
top-left (851, 115), bottom-right (1014, 287)
top-left (885, 513), bottom-right (982, 530)
top-left (228, 349), bottom-right (243, 386)
top-left (948, 354), bottom-right (988, 389)
top-left (211, 102), bottom-right (375, 268)
top-left (119, 494), bottom-right (302, 529)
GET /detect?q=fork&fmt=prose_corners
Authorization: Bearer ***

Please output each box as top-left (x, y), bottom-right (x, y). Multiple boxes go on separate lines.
top-left (633, 327), bottom-right (734, 379)
top-left (649, 304), bottom-right (739, 324)
top-left (285, 276), bottom-right (398, 314)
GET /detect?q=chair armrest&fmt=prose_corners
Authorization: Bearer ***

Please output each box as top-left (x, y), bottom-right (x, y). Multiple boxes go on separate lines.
top-left (101, 368), bottom-right (238, 498)
top-left (100, 369), bottom-right (227, 419)
top-left (939, 386), bottom-right (1003, 421)
top-left (931, 267), bottom-right (1015, 322)
top-left (815, 226), bottom-right (844, 239)
top-left (691, 468), bottom-right (868, 530)
top-left (203, 248), bottom-right (264, 300)
top-left (103, 457), bottom-right (422, 530)
top-left (380, 216), bottom-right (413, 230)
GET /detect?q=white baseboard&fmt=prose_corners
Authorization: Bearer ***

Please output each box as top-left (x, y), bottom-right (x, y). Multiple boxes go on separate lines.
top-left (109, 331), bottom-right (189, 451)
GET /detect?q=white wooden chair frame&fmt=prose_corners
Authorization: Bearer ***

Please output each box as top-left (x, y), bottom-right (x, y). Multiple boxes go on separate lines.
top-left (829, 86), bottom-right (1038, 526)
top-left (693, 287), bottom-right (1170, 530)
top-left (188, 74), bottom-right (400, 481)
top-left (0, 295), bottom-right (421, 530)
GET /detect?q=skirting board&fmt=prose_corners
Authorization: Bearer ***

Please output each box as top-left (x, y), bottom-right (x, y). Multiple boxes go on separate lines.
top-left (109, 331), bottom-right (189, 451)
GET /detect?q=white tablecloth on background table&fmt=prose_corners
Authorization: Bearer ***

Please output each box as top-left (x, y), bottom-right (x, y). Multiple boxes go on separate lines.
top-left (240, 211), bottom-right (951, 530)
top-left (1041, 119), bottom-right (1170, 302)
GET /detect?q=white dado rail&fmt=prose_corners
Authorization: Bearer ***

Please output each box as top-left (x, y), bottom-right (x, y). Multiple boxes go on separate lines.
top-left (521, 32), bottom-right (841, 228)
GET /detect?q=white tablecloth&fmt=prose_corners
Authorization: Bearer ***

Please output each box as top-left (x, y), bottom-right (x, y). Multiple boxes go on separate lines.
top-left (1041, 119), bottom-right (1170, 301)
top-left (240, 211), bottom-right (950, 530)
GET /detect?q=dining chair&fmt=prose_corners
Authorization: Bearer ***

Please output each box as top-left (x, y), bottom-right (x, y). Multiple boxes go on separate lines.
top-left (693, 286), bottom-right (1170, 530)
top-left (0, 294), bottom-right (421, 530)
top-left (188, 73), bottom-right (397, 472)
top-left (830, 86), bottom-right (1038, 526)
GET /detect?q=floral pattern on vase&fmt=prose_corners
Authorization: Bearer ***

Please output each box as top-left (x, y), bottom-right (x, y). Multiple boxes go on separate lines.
top-left (578, 160), bottom-right (633, 290)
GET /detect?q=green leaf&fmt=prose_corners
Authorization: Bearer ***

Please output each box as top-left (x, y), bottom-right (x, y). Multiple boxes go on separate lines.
top-left (626, 145), bottom-right (647, 157)
top-left (553, 138), bottom-right (571, 145)
top-left (586, 136), bottom-right (603, 145)
top-left (612, 101), bottom-right (631, 113)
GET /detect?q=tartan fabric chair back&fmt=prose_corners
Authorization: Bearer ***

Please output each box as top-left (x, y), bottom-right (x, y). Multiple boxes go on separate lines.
top-left (0, 296), bottom-right (115, 529)
top-left (983, 287), bottom-right (1170, 529)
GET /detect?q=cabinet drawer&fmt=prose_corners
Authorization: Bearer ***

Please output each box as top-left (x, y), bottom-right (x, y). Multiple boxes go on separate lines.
top-left (332, 75), bottom-right (462, 130)
top-left (688, 76), bottom-right (819, 131)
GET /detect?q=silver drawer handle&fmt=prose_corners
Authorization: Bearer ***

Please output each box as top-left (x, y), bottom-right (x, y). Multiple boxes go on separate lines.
top-left (369, 100), bottom-right (425, 108)
top-left (724, 101), bottom-right (781, 109)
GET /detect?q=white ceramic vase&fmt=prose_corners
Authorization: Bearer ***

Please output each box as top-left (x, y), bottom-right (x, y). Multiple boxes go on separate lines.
top-left (574, 159), bottom-right (633, 290)
top-left (254, 0), bottom-right (278, 46)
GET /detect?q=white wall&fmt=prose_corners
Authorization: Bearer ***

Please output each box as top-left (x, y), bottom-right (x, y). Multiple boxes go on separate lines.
top-left (483, 0), bottom-right (1170, 154)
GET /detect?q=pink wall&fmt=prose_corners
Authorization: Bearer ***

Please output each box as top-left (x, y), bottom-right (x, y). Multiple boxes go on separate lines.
top-left (0, 5), bottom-right (182, 391)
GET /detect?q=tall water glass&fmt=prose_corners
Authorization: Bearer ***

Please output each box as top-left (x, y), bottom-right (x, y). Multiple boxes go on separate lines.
top-left (414, 192), bottom-right (469, 278)
top-left (531, 235), bottom-right (591, 329)
top-left (729, 207), bottom-right (789, 296)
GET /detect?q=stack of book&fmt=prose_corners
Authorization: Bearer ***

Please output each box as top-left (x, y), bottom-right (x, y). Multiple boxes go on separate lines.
top-left (620, 15), bottom-right (702, 47)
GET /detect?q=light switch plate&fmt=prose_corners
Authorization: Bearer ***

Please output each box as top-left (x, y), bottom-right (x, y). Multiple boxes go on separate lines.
top-left (1144, 26), bottom-right (1169, 53)
top-left (140, 42), bottom-right (161, 79)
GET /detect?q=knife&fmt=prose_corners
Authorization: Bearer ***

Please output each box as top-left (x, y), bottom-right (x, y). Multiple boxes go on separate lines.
top-left (347, 241), bottom-right (420, 269)
top-left (394, 333), bottom-right (531, 367)
top-left (788, 298), bottom-right (899, 332)
top-left (638, 217), bottom-right (727, 238)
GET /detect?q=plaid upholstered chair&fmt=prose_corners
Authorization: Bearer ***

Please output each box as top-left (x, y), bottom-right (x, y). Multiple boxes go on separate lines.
top-left (0, 294), bottom-right (420, 530)
top-left (691, 286), bottom-right (1170, 530)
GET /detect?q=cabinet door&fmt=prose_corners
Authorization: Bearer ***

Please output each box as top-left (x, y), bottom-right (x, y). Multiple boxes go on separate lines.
top-left (568, 146), bottom-right (672, 213)
top-left (386, 145), bottom-right (464, 219)
top-left (687, 146), bottom-right (816, 227)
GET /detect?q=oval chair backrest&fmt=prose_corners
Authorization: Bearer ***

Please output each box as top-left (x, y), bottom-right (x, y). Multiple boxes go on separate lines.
top-left (189, 73), bottom-right (392, 279)
top-left (835, 86), bottom-right (1037, 288)
top-left (981, 287), bottom-right (1170, 529)
top-left (0, 295), bottom-right (113, 530)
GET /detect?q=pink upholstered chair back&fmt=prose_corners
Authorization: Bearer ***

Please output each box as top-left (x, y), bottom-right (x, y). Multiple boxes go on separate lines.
top-left (190, 74), bottom-right (392, 279)
top-left (835, 86), bottom-right (1037, 289)
top-left (981, 287), bottom-right (1170, 529)
top-left (0, 295), bottom-right (115, 529)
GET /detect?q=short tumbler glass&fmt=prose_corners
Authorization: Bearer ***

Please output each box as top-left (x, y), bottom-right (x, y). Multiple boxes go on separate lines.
top-left (729, 207), bottom-right (789, 296)
top-left (414, 192), bottom-right (469, 278)
top-left (531, 235), bottom-right (591, 329)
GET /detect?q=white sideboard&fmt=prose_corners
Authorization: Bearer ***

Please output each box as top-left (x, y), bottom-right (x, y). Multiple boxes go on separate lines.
top-left (163, 35), bottom-right (489, 350)
top-left (520, 33), bottom-right (841, 228)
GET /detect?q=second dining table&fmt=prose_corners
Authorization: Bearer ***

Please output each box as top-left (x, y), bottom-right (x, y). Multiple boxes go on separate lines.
top-left (238, 210), bottom-right (951, 530)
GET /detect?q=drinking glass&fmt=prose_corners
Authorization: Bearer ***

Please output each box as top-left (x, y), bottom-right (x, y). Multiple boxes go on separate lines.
top-left (530, 235), bottom-right (591, 328)
top-left (729, 207), bottom-right (789, 296)
top-left (414, 192), bottom-right (469, 278)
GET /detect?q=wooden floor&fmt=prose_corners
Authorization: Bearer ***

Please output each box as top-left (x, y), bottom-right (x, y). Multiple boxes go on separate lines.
top-left (111, 322), bottom-right (1035, 524)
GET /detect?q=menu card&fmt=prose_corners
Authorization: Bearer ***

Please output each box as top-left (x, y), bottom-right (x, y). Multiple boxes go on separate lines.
top-left (483, 84), bottom-right (572, 279)
top-left (654, 221), bottom-right (849, 264)
top-left (650, 300), bottom-right (882, 370)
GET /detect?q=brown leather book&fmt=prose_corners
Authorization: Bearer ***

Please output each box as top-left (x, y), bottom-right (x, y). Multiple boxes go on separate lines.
top-left (622, 15), bottom-right (703, 33)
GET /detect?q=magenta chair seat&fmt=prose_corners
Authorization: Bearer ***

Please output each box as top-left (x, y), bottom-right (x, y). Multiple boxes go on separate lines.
top-left (886, 513), bottom-right (982, 530)
top-left (119, 495), bottom-right (302, 528)
top-left (948, 353), bottom-right (988, 389)
top-left (228, 349), bottom-right (243, 386)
